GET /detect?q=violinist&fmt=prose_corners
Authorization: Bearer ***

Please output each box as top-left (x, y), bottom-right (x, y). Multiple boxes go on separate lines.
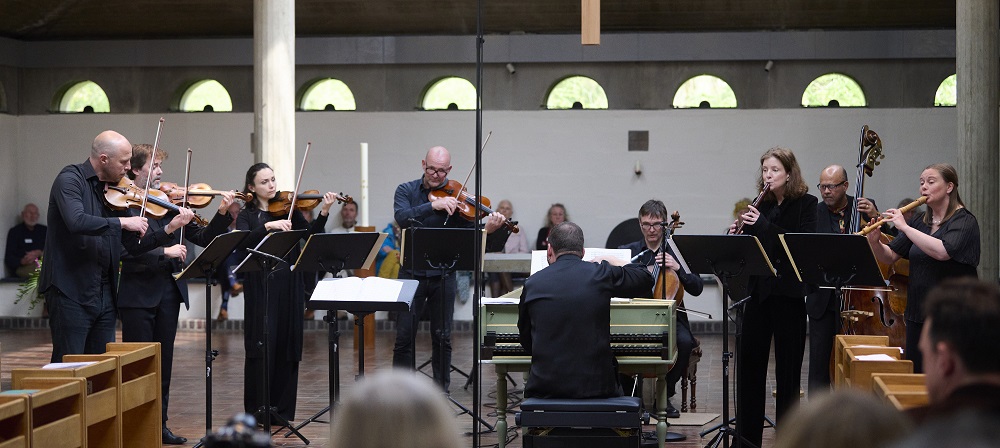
top-left (38, 130), bottom-right (153, 364)
top-left (864, 163), bottom-right (980, 373)
top-left (807, 165), bottom-right (885, 394)
top-left (118, 144), bottom-right (235, 445)
top-left (618, 199), bottom-right (703, 418)
top-left (729, 147), bottom-right (817, 448)
top-left (392, 145), bottom-right (509, 392)
top-left (237, 162), bottom-right (339, 424)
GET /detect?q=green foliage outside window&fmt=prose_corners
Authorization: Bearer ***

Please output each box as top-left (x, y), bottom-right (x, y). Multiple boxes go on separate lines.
top-left (672, 75), bottom-right (737, 108)
top-left (301, 79), bottom-right (357, 111)
top-left (934, 74), bottom-right (956, 107)
top-left (422, 77), bottom-right (476, 110)
top-left (546, 76), bottom-right (608, 109)
top-left (802, 73), bottom-right (866, 107)
top-left (60, 81), bottom-right (110, 113)
top-left (180, 80), bottom-right (233, 112)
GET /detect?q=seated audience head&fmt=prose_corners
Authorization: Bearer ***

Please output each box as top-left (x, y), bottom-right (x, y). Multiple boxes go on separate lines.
top-left (545, 203), bottom-right (568, 227)
top-left (775, 389), bottom-right (912, 448)
top-left (889, 410), bottom-right (1000, 448)
top-left (20, 203), bottom-right (40, 228)
top-left (329, 369), bottom-right (463, 448)
top-left (496, 199), bottom-right (515, 220)
top-left (546, 221), bottom-right (584, 263)
top-left (732, 197), bottom-right (753, 220)
top-left (340, 202), bottom-right (358, 228)
top-left (920, 278), bottom-right (1000, 403)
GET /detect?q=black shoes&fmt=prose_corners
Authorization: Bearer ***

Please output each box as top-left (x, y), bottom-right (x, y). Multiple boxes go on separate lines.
top-left (163, 425), bottom-right (188, 445)
top-left (666, 399), bottom-right (681, 418)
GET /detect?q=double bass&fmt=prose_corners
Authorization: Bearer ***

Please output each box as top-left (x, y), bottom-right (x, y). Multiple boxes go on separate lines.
top-left (840, 125), bottom-right (908, 349)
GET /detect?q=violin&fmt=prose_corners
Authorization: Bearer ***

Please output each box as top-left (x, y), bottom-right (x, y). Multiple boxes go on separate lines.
top-left (653, 211), bottom-right (684, 302)
top-left (104, 178), bottom-right (208, 226)
top-left (428, 180), bottom-right (520, 233)
top-left (160, 182), bottom-right (251, 208)
top-left (267, 190), bottom-right (353, 217)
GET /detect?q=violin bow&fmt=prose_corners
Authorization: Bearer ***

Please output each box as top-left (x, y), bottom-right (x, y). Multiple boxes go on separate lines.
top-left (178, 148), bottom-right (193, 244)
top-left (287, 141), bottom-right (312, 222)
top-left (139, 117), bottom-right (165, 217)
top-left (454, 131), bottom-right (492, 200)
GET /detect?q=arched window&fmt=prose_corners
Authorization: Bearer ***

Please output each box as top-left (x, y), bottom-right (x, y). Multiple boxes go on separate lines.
top-left (934, 74), bottom-right (956, 107)
top-left (546, 76), bottom-right (608, 109)
top-left (300, 78), bottom-right (357, 111)
top-left (801, 73), bottom-right (866, 107)
top-left (422, 77), bottom-right (476, 110)
top-left (672, 75), bottom-right (737, 108)
top-left (57, 80), bottom-right (110, 113)
top-left (179, 80), bottom-right (233, 112)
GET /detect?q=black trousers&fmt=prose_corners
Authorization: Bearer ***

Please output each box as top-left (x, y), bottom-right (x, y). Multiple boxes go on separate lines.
top-left (119, 289), bottom-right (182, 423)
top-left (392, 272), bottom-right (456, 392)
top-left (806, 295), bottom-right (841, 395)
top-left (735, 294), bottom-right (806, 448)
top-left (905, 318), bottom-right (924, 373)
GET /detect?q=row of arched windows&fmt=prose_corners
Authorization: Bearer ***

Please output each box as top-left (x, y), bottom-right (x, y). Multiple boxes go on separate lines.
top-left (49, 73), bottom-right (960, 113)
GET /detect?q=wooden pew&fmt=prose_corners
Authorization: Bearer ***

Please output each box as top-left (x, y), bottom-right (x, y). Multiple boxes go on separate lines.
top-left (872, 373), bottom-right (929, 410)
top-left (104, 343), bottom-right (160, 448)
top-left (843, 347), bottom-right (912, 390)
top-left (4, 378), bottom-right (86, 448)
top-left (0, 394), bottom-right (29, 448)
top-left (12, 356), bottom-right (121, 448)
top-left (834, 335), bottom-right (889, 386)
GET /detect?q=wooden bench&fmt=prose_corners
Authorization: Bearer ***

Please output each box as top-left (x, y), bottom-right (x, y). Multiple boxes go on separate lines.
top-left (104, 343), bottom-right (160, 448)
top-left (872, 373), bottom-right (928, 410)
top-left (2, 377), bottom-right (86, 448)
top-left (842, 347), bottom-right (912, 390)
top-left (0, 394), bottom-right (29, 448)
top-left (12, 356), bottom-right (121, 448)
top-left (834, 335), bottom-right (889, 386)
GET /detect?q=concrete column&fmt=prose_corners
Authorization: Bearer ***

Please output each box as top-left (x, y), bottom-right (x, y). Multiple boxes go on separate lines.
top-left (253, 0), bottom-right (296, 191)
top-left (956, 0), bottom-right (999, 281)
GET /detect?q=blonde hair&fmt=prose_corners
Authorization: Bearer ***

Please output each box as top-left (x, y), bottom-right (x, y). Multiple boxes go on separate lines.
top-left (330, 370), bottom-right (463, 448)
top-left (775, 390), bottom-right (912, 448)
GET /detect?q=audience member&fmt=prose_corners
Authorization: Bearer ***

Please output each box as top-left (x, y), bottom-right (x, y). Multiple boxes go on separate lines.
top-left (775, 389), bottom-right (912, 448)
top-left (330, 370), bottom-right (463, 448)
top-left (908, 278), bottom-right (1000, 423)
top-left (330, 202), bottom-right (358, 233)
top-left (889, 411), bottom-right (1000, 448)
top-left (535, 203), bottom-right (567, 250)
top-left (5, 203), bottom-right (46, 278)
top-left (487, 199), bottom-right (529, 296)
top-left (216, 201), bottom-right (243, 321)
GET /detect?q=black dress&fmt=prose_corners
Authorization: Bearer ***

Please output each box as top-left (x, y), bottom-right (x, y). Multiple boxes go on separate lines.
top-left (237, 205), bottom-right (328, 421)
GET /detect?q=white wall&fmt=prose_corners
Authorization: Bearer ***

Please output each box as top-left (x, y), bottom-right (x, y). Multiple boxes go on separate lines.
top-left (3, 108), bottom-right (957, 318)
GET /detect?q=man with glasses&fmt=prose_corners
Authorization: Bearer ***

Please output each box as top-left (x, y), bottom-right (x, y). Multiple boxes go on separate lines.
top-left (618, 199), bottom-right (703, 417)
top-left (392, 145), bottom-right (509, 392)
top-left (806, 164), bottom-right (884, 393)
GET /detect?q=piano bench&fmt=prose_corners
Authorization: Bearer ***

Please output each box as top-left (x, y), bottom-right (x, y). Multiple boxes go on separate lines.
top-left (517, 396), bottom-right (642, 448)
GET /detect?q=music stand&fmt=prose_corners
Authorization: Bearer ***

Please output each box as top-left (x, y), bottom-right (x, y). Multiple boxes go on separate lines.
top-left (285, 232), bottom-right (386, 434)
top-left (174, 230), bottom-right (249, 448)
top-left (670, 235), bottom-right (774, 448)
top-left (401, 227), bottom-right (494, 430)
top-left (233, 229), bottom-right (309, 442)
top-left (780, 233), bottom-right (890, 335)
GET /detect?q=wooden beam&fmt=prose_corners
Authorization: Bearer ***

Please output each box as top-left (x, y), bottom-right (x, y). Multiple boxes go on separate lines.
top-left (582, 0), bottom-right (600, 45)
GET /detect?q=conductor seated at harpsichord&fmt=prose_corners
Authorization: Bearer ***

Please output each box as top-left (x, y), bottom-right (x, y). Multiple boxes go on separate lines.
top-left (517, 221), bottom-right (654, 399)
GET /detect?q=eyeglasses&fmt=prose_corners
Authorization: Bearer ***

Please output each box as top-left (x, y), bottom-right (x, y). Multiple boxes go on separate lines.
top-left (816, 181), bottom-right (847, 191)
top-left (424, 167), bottom-right (450, 176)
top-left (639, 222), bottom-right (662, 230)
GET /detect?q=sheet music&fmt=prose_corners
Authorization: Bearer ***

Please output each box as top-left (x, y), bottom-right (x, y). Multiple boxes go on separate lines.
top-left (312, 277), bottom-right (404, 302)
top-left (529, 248), bottom-right (631, 275)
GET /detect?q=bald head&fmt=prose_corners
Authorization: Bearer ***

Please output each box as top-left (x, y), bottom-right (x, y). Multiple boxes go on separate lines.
top-left (421, 146), bottom-right (453, 189)
top-left (90, 130), bottom-right (133, 182)
top-left (819, 164), bottom-right (850, 208)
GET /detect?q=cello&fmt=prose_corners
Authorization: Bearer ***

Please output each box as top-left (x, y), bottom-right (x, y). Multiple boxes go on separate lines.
top-left (653, 211), bottom-right (685, 303)
top-left (840, 125), bottom-right (908, 349)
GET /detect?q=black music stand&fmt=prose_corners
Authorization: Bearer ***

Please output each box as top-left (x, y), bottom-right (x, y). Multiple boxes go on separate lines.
top-left (780, 233), bottom-right (890, 334)
top-left (671, 235), bottom-right (774, 448)
top-left (174, 230), bottom-right (249, 448)
top-left (233, 229), bottom-right (309, 443)
top-left (401, 227), bottom-right (494, 430)
top-left (285, 232), bottom-right (386, 435)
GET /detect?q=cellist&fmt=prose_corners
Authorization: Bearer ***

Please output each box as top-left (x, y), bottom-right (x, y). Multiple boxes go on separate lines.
top-left (806, 165), bottom-right (885, 394)
top-left (618, 199), bottom-right (703, 418)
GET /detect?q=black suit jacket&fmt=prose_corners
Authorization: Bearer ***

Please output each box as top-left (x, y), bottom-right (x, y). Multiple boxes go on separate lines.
top-left (118, 209), bottom-right (233, 309)
top-left (743, 193), bottom-right (818, 300)
top-left (518, 254), bottom-right (654, 399)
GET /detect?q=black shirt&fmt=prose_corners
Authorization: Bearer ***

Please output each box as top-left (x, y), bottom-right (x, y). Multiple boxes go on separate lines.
top-left (5, 222), bottom-right (46, 275)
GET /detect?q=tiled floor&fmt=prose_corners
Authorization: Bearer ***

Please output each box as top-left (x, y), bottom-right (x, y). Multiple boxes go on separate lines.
top-left (0, 324), bottom-right (794, 447)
